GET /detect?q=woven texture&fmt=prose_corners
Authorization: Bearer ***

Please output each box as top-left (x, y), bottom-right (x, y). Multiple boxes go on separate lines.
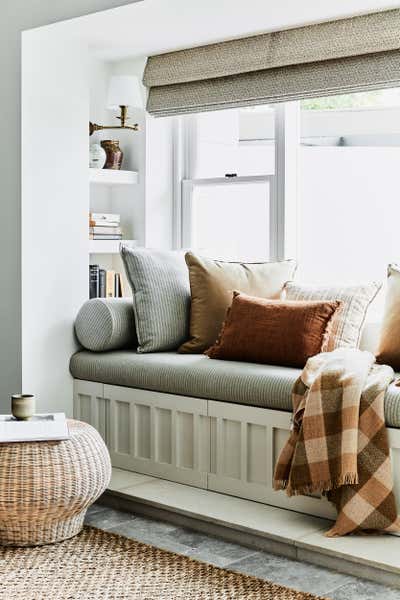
top-left (70, 350), bottom-right (400, 428)
top-left (274, 349), bottom-right (400, 536)
top-left (120, 246), bottom-right (190, 353)
top-left (147, 49), bottom-right (400, 116)
top-left (0, 526), bottom-right (329, 600)
top-left (144, 8), bottom-right (400, 116)
top-left (285, 281), bottom-right (380, 351)
top-left (0, 420), bottom-right (111, 546)
top-left (75, 298), bottom-right (137, 352)
top-left (144, 9), bottom-right (400, 87)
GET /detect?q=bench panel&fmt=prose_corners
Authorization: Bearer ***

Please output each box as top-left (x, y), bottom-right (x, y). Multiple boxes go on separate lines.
top-left (73, 379), bottom-right (400, 522)
top-left (103, 384), bottom-right (209, 488)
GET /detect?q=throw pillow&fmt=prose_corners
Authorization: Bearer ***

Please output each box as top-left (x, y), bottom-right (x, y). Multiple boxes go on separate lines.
top-left (179, 253), bottom-right (297, 354)
top-left (284, 281), bottom-right (381, 351)
top-left (75, 298), bottom-right (137, 352)
top-left (206, 293), bottom-right (340, 368)
top-left (376, 264), bottom-right (400, 369)
top-left (121, 246), bottom-right (190, 353)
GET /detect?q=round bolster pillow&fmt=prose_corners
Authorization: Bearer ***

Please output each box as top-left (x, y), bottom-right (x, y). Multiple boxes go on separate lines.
top-left (75, 298), bottom-right (137, 352)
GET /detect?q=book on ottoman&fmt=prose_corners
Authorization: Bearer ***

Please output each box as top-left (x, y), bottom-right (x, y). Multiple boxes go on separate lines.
top-left (0, 413), bottom-right (70, 443)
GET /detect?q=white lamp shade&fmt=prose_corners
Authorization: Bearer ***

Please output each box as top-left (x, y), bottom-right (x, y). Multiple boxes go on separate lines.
top-left (107, 76), bottom-right (143, 110)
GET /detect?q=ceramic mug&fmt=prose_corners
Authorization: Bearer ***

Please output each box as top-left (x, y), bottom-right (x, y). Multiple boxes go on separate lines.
top-left (11, 394), bottom-right (35, 421)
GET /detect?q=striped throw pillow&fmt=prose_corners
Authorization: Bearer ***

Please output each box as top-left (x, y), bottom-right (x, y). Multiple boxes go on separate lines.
top-left (121, 246), bottom-right (190, 353)
top-left (284, 281), bottom-right (381, 351)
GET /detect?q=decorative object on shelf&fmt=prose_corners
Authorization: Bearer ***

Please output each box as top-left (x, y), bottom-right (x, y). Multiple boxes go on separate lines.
top-left (89, 75), bottom-right (143, 136)
top-left (101, 140), bottom-right (123, 170)
top-left (89, 212), bottom-right (122, 239)
top-left (11, 394), bottom-right (35, 421)
top-left (89, 143), bottom-right (106, 169)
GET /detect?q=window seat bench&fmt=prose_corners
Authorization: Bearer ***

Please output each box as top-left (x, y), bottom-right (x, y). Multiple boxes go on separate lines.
top-left (70, 349), bottom-right (400, 521)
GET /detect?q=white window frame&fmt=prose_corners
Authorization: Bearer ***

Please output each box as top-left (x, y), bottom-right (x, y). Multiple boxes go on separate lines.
top-left (181, 175), bottom-right (276, 259)
top-left (173, 103), bottom-right (300, 262)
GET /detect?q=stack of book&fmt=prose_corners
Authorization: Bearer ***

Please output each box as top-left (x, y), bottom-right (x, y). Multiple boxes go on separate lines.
top-left (89, 265), bottom-right (125, 299)
top-left (89, 212), bottom-right (122, 240)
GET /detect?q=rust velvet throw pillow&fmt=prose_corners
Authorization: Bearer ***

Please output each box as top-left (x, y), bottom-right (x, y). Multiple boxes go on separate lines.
top-left (206, 293), bottom-right (340, 368)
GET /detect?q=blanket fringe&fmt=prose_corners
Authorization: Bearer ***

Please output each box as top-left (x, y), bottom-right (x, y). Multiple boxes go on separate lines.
top-left (273, 480), bottom-right (288, 492)
top-left (273, 472), bottom-right (358, 497)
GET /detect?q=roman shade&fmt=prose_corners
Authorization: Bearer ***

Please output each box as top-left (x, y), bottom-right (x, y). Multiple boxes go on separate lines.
top-left (143, 9), bottom-right (400, 116)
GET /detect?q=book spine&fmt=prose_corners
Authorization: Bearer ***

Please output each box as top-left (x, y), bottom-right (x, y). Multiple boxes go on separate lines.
top-left (90, 222), bottom-right (120, 228)
top-left (114, 272), bottom-right (119, 298)
top-left (90, 213), bottom-right (120, 223)
top-left (89, 264), bottom-right (99, 299)
top-left (90, 236), bottom-right (123, 240)
top-left (106, 270), bottom-right (115, 298)
top-left (119, 273), bottom-right (125, 298)
top-left (99, 269), bottom-right (106, 298)
top-left (89, 226), bottom-right (122, 235)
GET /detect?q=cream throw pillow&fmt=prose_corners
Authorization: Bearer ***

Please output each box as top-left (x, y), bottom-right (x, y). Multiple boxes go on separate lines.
top-left (179, 253), bottom-right (297, 354)
top-left (376, 265), bottom-right (400, 370)
top-left (285, 281), bottom-right (381, 351)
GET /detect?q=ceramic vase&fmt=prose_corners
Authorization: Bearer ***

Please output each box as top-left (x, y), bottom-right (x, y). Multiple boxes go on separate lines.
top-left (101, 140), bottom-right (123, 170)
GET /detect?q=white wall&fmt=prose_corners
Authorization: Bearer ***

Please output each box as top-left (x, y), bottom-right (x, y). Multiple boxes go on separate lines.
top-left (20, 37), bottom-right (175, 415)
top-left (21, 28), bottom-right (89, 414)
top-left (89, 57), bottom-right (112, 215)
top-left (0, 0), bottom-right (137, 413)
top-left (145, 115), bottom-right (175, 249)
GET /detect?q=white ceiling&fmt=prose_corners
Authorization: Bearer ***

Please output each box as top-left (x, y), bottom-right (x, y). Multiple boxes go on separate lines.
top-left (30, 0), bottom-right (400, 61)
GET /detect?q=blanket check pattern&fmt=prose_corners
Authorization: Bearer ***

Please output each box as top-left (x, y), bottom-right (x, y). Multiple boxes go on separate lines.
top-left (273, 348), bottom-right (400, 536)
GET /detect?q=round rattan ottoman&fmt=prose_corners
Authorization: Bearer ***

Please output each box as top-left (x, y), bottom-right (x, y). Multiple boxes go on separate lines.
top-left (0, 419), bottom-right (111, 546)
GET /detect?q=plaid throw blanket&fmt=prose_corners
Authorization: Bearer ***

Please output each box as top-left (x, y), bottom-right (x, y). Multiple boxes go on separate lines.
top-left (273, 348), bottom-right (400, 536)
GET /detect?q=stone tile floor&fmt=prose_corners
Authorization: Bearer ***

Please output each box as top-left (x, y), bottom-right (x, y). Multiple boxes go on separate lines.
top-left (85, 503), bottom-right (400, 599)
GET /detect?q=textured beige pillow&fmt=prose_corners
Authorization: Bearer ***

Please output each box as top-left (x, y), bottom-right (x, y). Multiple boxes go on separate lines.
top-left (179, 253), bottom-right (296, 354)
top-left (285, 281), bottom-right (381, 351)
top-left (376, 265), bottom-right (400, 370)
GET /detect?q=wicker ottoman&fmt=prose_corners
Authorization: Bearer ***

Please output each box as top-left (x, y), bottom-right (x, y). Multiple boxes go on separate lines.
top-left (0, 419), bottom-right (111, 546)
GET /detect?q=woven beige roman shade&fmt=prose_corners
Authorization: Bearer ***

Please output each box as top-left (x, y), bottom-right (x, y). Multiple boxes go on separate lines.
top-left (143, 9), bottom-right (400, 116)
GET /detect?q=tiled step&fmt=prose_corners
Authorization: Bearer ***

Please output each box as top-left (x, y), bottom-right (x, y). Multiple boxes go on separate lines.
top-left (101, 468), bottom-right (400, 588)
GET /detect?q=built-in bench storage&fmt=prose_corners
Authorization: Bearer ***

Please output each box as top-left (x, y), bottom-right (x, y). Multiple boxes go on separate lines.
top-left (73, 373), bottom-right (400, 521)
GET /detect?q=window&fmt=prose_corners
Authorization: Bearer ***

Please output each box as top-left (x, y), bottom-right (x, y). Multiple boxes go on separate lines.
top-left (182, 178), bottom-right (272, 261)
top-left (179, 107), bottom-right (279, 261)
top-left (297, 89), bottom-right (400, 296)
top-left (187, 108), bottom-right (275, 179)
top-left (177, 88), bottom-right (400, 317)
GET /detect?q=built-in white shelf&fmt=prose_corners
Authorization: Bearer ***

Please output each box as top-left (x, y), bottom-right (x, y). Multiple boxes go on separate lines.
top-left (89, 239), bottom-right (138, 254)
top-left (89, 169), bottom-right (139, 186)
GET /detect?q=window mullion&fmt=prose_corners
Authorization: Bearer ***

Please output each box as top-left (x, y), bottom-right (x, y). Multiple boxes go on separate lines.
top-left (273, 102), bottom-right (300, 261)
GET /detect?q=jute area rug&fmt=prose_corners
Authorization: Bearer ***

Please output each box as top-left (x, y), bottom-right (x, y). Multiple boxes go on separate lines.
top-left (0, 526), bottom-right (329, 599)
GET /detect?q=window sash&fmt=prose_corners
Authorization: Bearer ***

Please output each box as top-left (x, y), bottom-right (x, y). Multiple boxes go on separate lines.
top-left (175, 103), bottom-right (299, 261)
top-left (181, 175), bottom-right (277, 260)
